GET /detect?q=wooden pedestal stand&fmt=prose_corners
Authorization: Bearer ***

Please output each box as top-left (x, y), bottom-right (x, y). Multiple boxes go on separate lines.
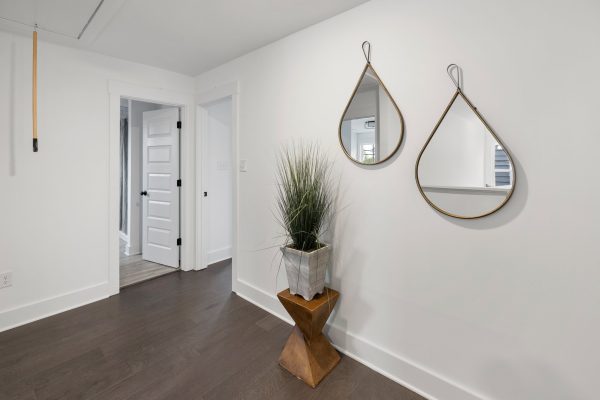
top-left (277, 288), bottom-right (340, 388)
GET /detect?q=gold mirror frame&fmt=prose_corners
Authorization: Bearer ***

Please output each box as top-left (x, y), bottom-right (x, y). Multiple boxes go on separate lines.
top-left (338, 42), bottom-right (405, 165)
top-left (415, 66), bottom-right (516, 219)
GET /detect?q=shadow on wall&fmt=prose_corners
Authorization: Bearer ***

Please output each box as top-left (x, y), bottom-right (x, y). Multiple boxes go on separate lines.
top-left (8, 38), bottom-right (16, 176)
top-left (438, 155), bottom-right (528, 230)
top-left (324, 174), bottom-right (373, 345)
top-left (479, 357), bottom-right (583, 400)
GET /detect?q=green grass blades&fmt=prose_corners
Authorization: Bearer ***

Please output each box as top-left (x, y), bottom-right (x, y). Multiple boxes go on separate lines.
top-left (275, 142), bottom-right (333, 252)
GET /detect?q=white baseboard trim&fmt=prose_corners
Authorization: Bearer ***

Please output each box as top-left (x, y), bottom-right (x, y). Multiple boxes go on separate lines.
top-left (235, 279), bottom-right (486, 400)
top-left (0, 282), bottom-right (110, 333)
top-left (125, 245), bottom-right (141, 256)
top-left (207, 246), bottom-right (232, 265)
top-left (125, 238), bottom-right (141, 256)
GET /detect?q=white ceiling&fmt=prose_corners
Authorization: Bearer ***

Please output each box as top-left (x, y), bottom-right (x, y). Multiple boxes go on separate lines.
top-left (0, 0), bottom-right (101, 38)
top-left (0, 0), bottom-right (369, 76)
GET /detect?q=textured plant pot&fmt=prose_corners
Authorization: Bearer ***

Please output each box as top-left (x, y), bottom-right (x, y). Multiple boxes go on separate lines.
top-left (281, 244), bottom-right (331, 301)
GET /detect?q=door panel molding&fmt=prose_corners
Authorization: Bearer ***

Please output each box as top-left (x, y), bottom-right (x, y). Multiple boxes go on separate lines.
top-left (142, 108), bottom-right (180, 268)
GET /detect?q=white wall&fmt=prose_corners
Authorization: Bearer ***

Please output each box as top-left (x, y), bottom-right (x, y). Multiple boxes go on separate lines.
top-left (0, 31), bottom-right (195, 331)
top-left (203, 97), bottom-right (233, 264)
top-left (195, 0), bottom-right (600, 399)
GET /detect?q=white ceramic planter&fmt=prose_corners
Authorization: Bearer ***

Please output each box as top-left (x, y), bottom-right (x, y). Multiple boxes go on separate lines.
top-left (281, 244), bottom-right (331, 301)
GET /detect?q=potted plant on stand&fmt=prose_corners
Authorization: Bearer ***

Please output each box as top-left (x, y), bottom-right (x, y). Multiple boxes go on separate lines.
top-left (275, 142), bottom-right (334, 301)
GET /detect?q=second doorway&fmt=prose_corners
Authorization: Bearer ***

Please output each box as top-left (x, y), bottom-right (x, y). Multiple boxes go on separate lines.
top-left (200, 96), bottom-right (234, 268)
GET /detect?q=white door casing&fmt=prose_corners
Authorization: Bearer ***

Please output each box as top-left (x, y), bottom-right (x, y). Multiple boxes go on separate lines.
top-left (203, 98), bottom-right (234, 265)
top-left (142, 108), bottom-right (180, 268)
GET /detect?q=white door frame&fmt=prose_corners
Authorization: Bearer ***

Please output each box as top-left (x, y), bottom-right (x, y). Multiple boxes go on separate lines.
top-left (109, 81), bottom-right (196, 295)
top-left (196, 82), bottom-right (239, 292)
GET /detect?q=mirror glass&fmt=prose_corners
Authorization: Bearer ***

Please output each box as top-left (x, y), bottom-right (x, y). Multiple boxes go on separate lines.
top-left (340, 65), bottom-right (403, 164)
top-left (416, 93), bottom-right (515, 218)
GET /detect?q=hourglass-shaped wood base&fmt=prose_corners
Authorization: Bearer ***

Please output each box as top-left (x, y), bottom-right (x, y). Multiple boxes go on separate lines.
top-left (277, 288), bottom-right (340, 388)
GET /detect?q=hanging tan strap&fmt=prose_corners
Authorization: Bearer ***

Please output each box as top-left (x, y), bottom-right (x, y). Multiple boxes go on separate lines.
top-left (32, 29), bottom-right (38, 152)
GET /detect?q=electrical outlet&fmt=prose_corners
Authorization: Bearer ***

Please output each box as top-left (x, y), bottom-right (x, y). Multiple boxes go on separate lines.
top-left (0, 271), bottom-right (12, 289)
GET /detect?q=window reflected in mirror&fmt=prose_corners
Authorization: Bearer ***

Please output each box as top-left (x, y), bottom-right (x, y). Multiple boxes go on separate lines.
top-left (416, 93), bottom-right (515, 218)
top-left (340, 65), bottom-right (403, 165)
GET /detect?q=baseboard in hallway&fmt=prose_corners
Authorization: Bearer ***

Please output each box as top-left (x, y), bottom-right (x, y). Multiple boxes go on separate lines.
top-left (0, 261), bottom-right (426, 400)
top-left (207, 246), bottom-right (233, 265)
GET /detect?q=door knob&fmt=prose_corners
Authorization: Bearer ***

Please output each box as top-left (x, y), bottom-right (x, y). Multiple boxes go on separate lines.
top-left (140, 190), bottom-right (148, 196)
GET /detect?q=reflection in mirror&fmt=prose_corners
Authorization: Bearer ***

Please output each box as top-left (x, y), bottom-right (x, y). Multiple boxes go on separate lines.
top-left (340, 65), bottom-right (403, 164)
top-left (416, 92), bottom-right (515, 218)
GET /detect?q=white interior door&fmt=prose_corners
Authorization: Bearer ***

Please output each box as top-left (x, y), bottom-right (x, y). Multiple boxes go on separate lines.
top-left (142, 107), bottom-right (180, 268)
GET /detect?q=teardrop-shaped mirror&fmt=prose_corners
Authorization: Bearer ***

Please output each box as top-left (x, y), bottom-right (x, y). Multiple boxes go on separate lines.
top-left (339, 42), bottom-right (404, 165)
top-left (416, 65), bottom-right (515, 219)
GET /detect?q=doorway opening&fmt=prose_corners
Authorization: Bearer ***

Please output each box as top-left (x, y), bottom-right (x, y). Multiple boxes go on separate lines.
top-left (199, 96), bottom-right (234, 270)
top-left (119, 97), bottom-right (181, 288)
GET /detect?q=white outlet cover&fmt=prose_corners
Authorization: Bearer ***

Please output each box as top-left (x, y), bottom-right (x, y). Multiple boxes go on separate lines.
top-left (0, 271), bottom-right (12, 289)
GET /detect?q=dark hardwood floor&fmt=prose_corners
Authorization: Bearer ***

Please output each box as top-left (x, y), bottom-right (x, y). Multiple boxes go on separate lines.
top-left (0, 260), bottom-right (425, 400)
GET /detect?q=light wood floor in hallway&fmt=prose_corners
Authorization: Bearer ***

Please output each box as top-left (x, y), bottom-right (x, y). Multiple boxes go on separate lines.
top-left (120, 253), bottom-right (177, 288)
top-left (119, 241), bottom-right (177, 288)
top-left (0, 261), bottom-right (425, 400)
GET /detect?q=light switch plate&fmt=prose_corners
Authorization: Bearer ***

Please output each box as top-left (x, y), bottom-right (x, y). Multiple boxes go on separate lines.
top-left (240, 159), bottom-right (248, 172)
top-left (0, 271), bottom-right (12, 289)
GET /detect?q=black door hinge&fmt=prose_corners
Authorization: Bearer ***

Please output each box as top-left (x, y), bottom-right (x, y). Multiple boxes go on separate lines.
top-left (177, 238), bottom-right (182, 246)
top-left (176, 121), bottom-right (182, 129)
top-left (177, 179), bottom-right (182, 187)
